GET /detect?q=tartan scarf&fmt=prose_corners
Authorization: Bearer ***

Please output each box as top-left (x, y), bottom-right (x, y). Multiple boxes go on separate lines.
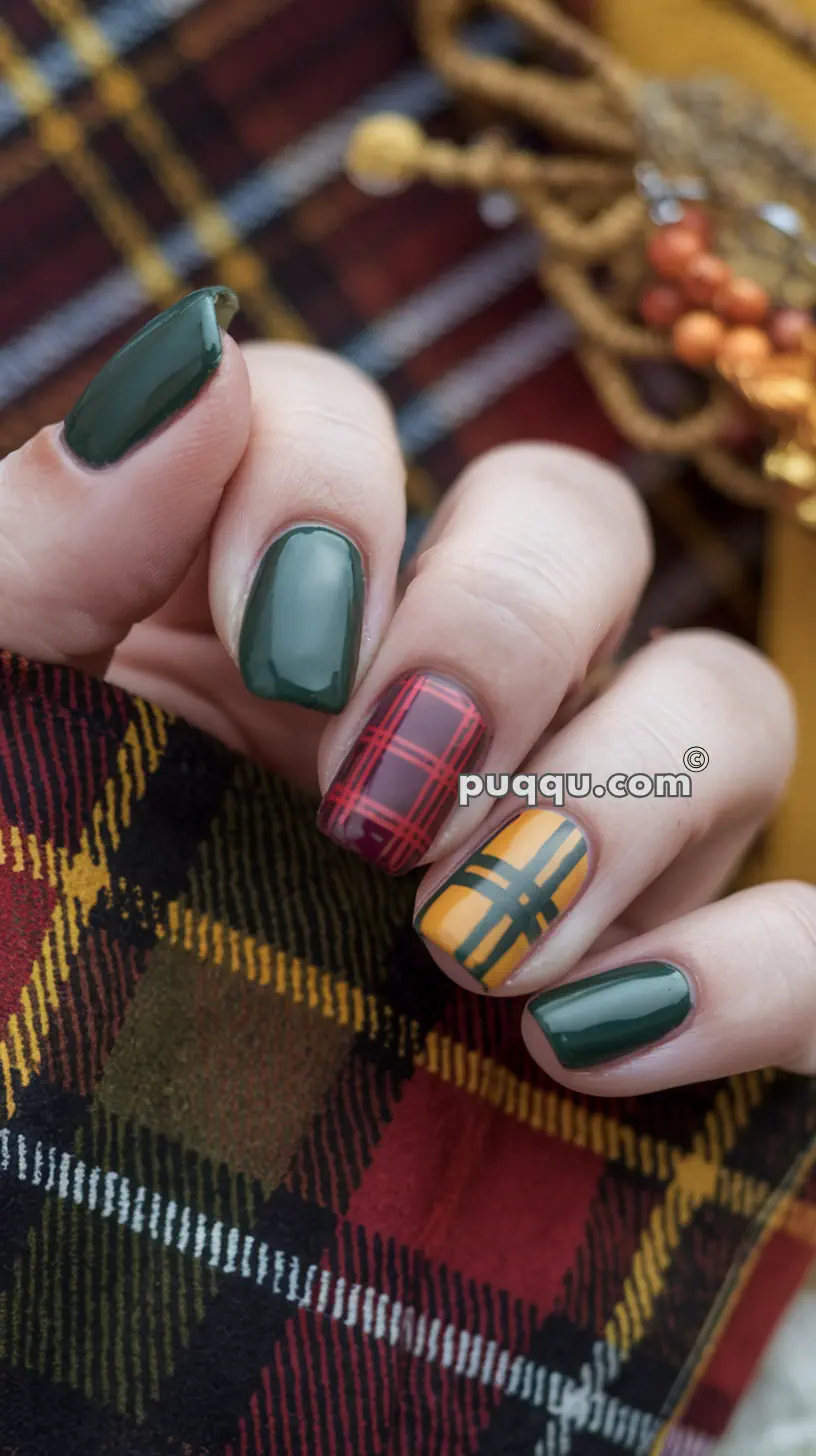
top-left (0, 650), bottom-right (814, 1454)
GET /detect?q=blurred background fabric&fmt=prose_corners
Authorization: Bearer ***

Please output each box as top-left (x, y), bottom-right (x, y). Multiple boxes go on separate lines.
top-left (0, 0), bottom-right (766, 654)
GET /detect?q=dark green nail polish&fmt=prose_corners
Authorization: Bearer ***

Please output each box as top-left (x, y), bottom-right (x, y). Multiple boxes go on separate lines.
top-left (239, 526), bottom-right (365, 713)
top-left (528, 961), bottom-right (692, 1070)
top-left (64, 286), bottom-right (239, 467)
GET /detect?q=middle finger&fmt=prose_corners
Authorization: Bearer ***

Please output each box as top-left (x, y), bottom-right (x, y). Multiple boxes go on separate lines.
top-left (317, 443), bottom-right (653, 875)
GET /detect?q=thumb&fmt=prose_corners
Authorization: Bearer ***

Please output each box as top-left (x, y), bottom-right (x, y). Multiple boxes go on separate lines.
top-left (0, 286), bottom-right (251, 674)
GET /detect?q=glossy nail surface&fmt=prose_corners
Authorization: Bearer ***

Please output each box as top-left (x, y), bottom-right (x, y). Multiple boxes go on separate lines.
top-left (64, 286), bottom-right (238, 468)
top-left (239, 526), bottom-right (364, 713)
top-left (529, 961), bottom-right (692, 1070)
top-left (317, 671), bottom-right (488, 875)
top-left (415, 809), bottom-right (589, 989)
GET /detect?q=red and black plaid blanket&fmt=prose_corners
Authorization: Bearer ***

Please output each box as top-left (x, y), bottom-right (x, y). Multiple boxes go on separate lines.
top-left (0, 2), bottom-right (813, 1453)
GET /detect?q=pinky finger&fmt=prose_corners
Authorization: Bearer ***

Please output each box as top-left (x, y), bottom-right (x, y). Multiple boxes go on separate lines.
top-left (521, 882), bottom-right (816, 1095)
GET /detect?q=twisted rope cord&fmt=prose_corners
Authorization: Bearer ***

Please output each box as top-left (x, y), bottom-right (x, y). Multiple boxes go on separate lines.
top-left (418, 0), bottom-right (637, 153)
top-left (731, 0), bottom-right (816, 62)
top-left (388, 0), bottom-right (816, 515)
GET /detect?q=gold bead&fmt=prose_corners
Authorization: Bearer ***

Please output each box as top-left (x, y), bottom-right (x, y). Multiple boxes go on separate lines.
top-left (346, 114), bottom-right (426, 191)
top-left (751, 376), bottom-right (813, 416)
top-left (765, 441), bottom-right (816, 489)
top-left (795, 493), bottom-right (816, 527)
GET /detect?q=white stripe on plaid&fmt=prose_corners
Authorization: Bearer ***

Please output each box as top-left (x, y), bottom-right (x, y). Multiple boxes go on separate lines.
top-left (0, 17), bottom-right (520, 407)
top-left (0, 69), bottom-right (441, 403)
top-left (0, 1127), bottom-right (684, 1454)
top-left (345, 230), bottom-right (541, 378)
top-left (396, 305), bottom-right (577, 456)
top-left (0, 0), bottom-right (206, 135)
top-left (659, 1429), bottom-right (718, 1455)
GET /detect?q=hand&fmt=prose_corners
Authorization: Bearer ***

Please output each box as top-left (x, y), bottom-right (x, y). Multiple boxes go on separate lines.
top-left (2, 287), bottom-right (810, 1096)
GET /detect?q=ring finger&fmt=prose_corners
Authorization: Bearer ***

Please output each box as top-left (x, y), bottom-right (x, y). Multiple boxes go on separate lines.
top-left (414, 628), bottom-right (796, 995)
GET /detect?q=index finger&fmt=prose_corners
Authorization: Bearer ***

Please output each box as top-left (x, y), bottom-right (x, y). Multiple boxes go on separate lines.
top-left (207, 341), bottom-right (407, 714)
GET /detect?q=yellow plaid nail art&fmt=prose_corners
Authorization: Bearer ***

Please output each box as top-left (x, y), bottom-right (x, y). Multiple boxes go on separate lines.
top-left (415, 809), bottom-right (590, 989)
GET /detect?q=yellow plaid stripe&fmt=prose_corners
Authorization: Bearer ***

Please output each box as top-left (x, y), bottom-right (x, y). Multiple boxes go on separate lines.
top-left (31, 0), bottom-right (308, 342)
top-left (651, 1134), bottom-right (816, 1454)
top-left (163, 896), bottom-right (811, 1429)
top-left (0, 19), bottom-right (177, 305)
top-left (2, 774), bottom-right (812, 1447)
top-left (0, 3), bottom-right (440, 513)
top-left (0, 698), bottom-right (169, 1119)
top-left (151, 899), bottom-right (816, 1253)
top-left (0, 10), bottom-right (790, 1433)
top-left (0, 0), bottom-right (287, 201)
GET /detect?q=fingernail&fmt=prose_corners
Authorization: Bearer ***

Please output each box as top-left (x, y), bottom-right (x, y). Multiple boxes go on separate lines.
top-left (317, 671), bottom-right (488, 874)
top-left (414, 808), bottom-right (589, 990)
top-left (528, 961), bottom-right (693, 1070)
top-left (239, 525), bottom-right (365, 713)
top-left (64, 286), bottom-right (239, 468)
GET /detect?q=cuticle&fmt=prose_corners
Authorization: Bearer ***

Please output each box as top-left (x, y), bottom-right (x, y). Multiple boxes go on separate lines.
top-left (57, 422), bottom-right (114, 475)
top-left (248, 518), bottom-right (368, 579)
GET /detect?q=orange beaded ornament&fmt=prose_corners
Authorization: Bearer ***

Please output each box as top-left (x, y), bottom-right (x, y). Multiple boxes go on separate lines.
top-left (639, 203), bottom-right (816, 474)
top-left (639, 283), bottom-right (686, 329)
top-left (683, 253), bottom-right (731, 307)
top-left (647, 223), bottom-right (704, 280)
top-left (672, 312), bottom-right (726, 368)
top-left (714, 277), bottom-right (771, 327)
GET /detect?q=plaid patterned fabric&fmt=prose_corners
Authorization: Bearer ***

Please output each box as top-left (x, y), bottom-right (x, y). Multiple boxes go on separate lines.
top-left (0, 0), bottom-right (813, 1452)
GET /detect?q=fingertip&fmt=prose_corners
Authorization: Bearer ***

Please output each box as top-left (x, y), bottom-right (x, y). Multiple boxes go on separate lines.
top-left (0, 295), bottom-right (254, 670)
top-left (170, 330), bottom-right (253, 480)
top-left (240, 338), bottom-right (401, 440)
top-left (59, 286), bottom-right (250, 472)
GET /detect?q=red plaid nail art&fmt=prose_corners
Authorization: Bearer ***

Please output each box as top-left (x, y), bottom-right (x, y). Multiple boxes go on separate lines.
top-left (317, 672), bottom-right (489, 875)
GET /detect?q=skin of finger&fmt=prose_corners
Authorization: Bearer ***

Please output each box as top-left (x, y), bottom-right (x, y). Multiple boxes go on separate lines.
top-left (318, 443), bottom-right (654, 858)
top-left (521, 880), bottom-right (816, 1094)
top-left (619, 814), bottom-right (767, 933)
top-left (0, 338), bottom-right (251, 674)
top-left (206, 342), bottom-right (407, 677)
top-left (415, 628), bottom-right (797, 996)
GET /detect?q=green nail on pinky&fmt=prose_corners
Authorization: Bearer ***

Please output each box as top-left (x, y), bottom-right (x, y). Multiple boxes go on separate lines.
top-left (528, 960), bottom-right (693, 1070)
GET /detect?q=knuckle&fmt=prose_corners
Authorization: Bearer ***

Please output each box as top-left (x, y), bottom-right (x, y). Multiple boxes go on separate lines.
top-left (753, 882), bottom-right (816, 1070)
top-left (466, 441), bottom-right (630, 495)
top-left (647, 629), bottom-right (797, 740)
top-left (769, 881), bottom-right (816, 961)
top-left (412, 539), bottom-right (585, 679)
top-left (243, 342), bottom-right (404, 483)
top-left (250, 340), bottom-right (398, 423)
top-left (464, 442), bottom-right (652, 544)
